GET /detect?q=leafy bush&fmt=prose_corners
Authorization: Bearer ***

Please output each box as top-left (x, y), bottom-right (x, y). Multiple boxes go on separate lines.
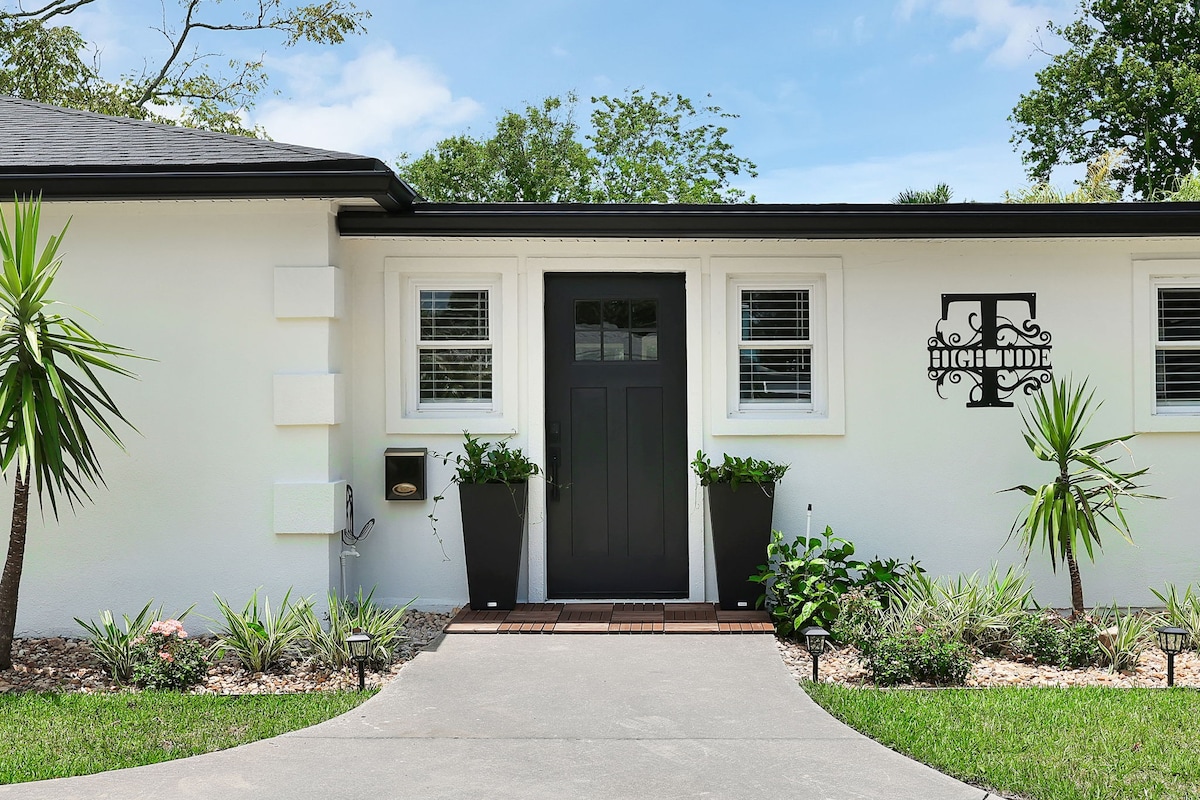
top-left (130, 619), bottom-right (209, 691)
top-left (1094, 605), bottom-right (1157, 673)
top-left (832, 589), bottom-right (886, 653)
top-left (752, 526), bottom-right (922, 637)
top-left (1151, 583), bottom-right (1200, 651)
top-left (890, 566), bottom-right (1033, 653)
top-left (1010, 612), bottom-right (1100, 668)
top-left (450, 433), bottom-right (540, 484)
top-left (299, 587), bottom-right (413, 668)
top-left (866, 628), bottom-right (972, 686)
top-left (211, 588), bottom-right (311, 673)
top-left (75, 601), bottom-right (192, 684)
top-left (690, 451), bottom-right (789, 488)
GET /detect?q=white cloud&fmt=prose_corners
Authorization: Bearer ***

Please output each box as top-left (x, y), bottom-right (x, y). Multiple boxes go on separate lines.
top-left (898, 0), bottom-right (1075, 67)
top-left (743, 144), bottom-right (1035, 203)
top-left (253, 46), bottom-right (482, 159)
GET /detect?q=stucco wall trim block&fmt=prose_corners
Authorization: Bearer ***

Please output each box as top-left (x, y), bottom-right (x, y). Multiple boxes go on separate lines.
top-left (273, 373), bottom-right (345, 425)
top-left (274, 266), bottom-right (344, 319)
top-left (273, 481), bottom-right (347, 534)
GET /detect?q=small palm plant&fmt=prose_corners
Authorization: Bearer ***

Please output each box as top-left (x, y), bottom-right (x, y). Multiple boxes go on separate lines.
top-left (1003, 377), bottom-right (1155, 618)
top-left (0, 197), bottom-right (141, 669)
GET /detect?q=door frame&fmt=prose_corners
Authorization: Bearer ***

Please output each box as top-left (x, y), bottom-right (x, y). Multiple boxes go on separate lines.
top-left (524, 256), bottom-right (705, 602)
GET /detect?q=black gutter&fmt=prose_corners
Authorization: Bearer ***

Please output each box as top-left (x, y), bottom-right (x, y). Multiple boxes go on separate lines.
top-left (0, 158), bottom-right (418, 211)
top-left (337, 201), bottom-right (1200, 238)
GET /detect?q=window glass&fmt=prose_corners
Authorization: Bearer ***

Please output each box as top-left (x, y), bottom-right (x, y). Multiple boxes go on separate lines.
top-left (737, 288), bottom-right (812, 407)
top-left (418, 289), bottom-right (492, 406)
top-left (574, 298), bottom-right (657, 362)
top-left (1156, 288), bottom-right (1200, 407)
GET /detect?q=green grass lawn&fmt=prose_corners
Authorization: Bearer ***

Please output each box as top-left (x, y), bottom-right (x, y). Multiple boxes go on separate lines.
top-left (806, 684), bottom-right (1200, 800)
top-left (0, 691), bottom-right (373, 784)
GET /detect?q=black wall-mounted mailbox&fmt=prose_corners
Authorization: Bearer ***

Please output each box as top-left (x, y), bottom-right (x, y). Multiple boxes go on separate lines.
top-left (385, 448), bottom-right (427, 501)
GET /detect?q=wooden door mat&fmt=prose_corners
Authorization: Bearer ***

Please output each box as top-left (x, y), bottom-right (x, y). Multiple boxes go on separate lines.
top-left (444, 603), bottom-right (773, 634)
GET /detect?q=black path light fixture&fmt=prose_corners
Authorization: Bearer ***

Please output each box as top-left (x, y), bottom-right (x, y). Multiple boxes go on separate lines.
top-left (801, 626), bottom-right (831, 682)
top-left (1156, 626), bottom-right (1190, 687)
top-left (347, 627), bottom-right (372, 691)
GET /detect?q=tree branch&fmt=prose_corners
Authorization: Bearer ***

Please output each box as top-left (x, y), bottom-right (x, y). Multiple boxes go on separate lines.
top-left (133, 0), bottom-right (200, 109)
top-left (4, 0), bottom-right (97, 21)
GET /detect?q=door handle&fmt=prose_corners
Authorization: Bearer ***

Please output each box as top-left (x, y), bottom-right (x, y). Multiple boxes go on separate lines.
top-left (548, 448), bottom-right (560, 501)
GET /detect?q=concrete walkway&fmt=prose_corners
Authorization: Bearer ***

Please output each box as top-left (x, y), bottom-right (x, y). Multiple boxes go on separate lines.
top-left (1, 635), bottom-right (994, 799)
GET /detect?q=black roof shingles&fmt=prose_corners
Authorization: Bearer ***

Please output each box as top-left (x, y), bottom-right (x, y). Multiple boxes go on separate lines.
top-left (0, 95), bottom-right (417, 209)
top-left (0, 95), bottom-right (368, 168)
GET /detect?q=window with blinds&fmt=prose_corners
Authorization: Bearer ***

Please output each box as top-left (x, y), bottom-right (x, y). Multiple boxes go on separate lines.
top-left (738, 289), bottom-right (812, 406)
top-left (417, 289), bottom-right (493, 406)
top-left (1157, 287), bottom-right (1200, 407)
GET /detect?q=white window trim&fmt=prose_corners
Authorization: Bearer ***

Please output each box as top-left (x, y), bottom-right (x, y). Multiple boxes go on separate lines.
top-left (385, 257), bottom-right (519, 434)
top-left (1133, 259), bottom-right (1200, 432)
top-left (709, 257), bottom-right (844, 436)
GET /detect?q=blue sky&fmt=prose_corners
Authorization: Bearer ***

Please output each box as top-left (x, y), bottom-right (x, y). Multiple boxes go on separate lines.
top-left (75, 0), bottom-right (1082, 202)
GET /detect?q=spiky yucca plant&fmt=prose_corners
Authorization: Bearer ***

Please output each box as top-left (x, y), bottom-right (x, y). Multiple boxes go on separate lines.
top-left (1003, 377), bottom-right (1154, 618)
top-left (0, 197), bottom-right (141, 669)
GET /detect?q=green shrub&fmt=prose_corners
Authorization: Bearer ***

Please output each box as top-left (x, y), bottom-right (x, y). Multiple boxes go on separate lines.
top-left (75, 601), bottom-right (193, 684)
top-left (130, 619), bottom-right (208, 691)
top-left (1010, 612), bottom-right (1100, 668)
top-left (867, 628), bottom-right (972, 686)
top-left (1094, 605), bottom-right (1156, 673)
top-left (888, 566), bottom-right (1032, 653)
top-left (1151, 583), bottom-right (1200, 651)
top-left (832, 589), bottom-right (885, 653)
top-left (75, 601), bottom-right (160, 684)
top-left (211, 587), bottom-right (311, 673)
top-left (299, 587), bottom-right (413, 668)
top-left (752, 526), bottom-right (922, 637)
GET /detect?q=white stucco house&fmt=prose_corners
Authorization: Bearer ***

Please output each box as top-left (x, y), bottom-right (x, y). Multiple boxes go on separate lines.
top-left (2, 95), bottom-right (1199, 635)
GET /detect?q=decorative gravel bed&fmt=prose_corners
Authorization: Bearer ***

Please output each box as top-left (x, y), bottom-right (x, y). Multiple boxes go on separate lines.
top-left (0, 610), bottom-right (451, 695)
top-left (777, 637), bottom-right (1200, 688)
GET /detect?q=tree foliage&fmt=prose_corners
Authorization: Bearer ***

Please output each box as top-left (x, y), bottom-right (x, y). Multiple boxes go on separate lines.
top-left (398, 89), bottom-right (758, 203)
top-left (0, 0), bottom-right (368, 136)
top-left (1010, 0), bottom-right (1200, 199)
top-left (0, 197), bottom-right (142, 668)
top-left (892, 183), bottom-right (953, 204)
top-left (1003, 377), bottom-right (1154, 617)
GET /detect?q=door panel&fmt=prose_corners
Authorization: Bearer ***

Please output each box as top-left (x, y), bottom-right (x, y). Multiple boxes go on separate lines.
top-left (545, 273), bottom-right (687, 598)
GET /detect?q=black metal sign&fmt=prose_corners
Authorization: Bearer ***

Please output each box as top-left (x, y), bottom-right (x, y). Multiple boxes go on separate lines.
top-left (927, 293), bottom-right (1052, 408)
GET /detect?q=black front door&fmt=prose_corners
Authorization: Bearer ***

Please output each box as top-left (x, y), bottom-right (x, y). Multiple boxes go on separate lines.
top-left (545, 273), bottom-right (688, 598)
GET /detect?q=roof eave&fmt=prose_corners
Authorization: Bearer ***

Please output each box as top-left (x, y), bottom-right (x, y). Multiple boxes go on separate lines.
top-left (336, 202), bottom-right (1200, 238)
top-left (0, 160), bottom-right (417, 211)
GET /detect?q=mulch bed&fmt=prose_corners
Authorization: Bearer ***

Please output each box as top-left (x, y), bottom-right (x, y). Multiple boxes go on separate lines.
top-left (777, 638), bottom-right (1200, 688)
top-left (0, 611), bottom-right (451, 695)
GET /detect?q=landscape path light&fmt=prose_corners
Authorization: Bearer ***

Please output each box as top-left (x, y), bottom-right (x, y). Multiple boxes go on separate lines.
top-left (347, 628), bottom-right (372, 691)
top-left (801, 626), bottom-right (831, 682)
top-left (1156, 626), bottom-right (1189, 687)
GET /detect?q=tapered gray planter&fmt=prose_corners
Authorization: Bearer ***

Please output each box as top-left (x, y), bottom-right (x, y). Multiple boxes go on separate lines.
top-left (706, 481), bottom-right (775, 611)
top-left (459, 482), bottom-right (527, 611)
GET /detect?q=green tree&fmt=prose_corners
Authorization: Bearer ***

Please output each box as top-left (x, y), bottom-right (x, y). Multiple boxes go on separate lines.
top-left (0, 198), bottom-right (142, 669)
top-left (398, 89), bottom-right (758, 203)
top-left (1010, 0), bottom-right (1200, 199)
top-left (1003, 377), bottom-right (1155, 618)
top-left (892, 184), bottom-right (953, 203)
top-left (0, 0), bottom-right (368, 136)
top-left (399, 95), bottom-right (593, 202)
top-left (1004, 148), bottom-right (1124, 202)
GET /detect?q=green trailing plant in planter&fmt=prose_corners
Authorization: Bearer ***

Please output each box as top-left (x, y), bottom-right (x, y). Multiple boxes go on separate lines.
top-left (690, 451), bottom-right (789, 489)
top-left (692, 451), bottom-right (789, 610)
top-left (435, 432), bottom-right (541, 611)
